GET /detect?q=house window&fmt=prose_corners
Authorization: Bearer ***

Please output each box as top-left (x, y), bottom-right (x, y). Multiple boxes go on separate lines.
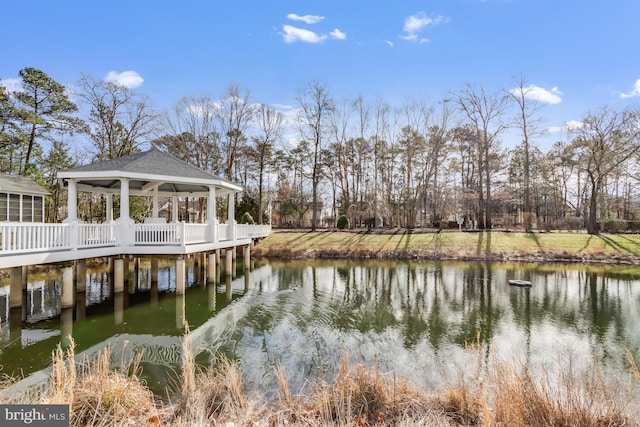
top-left (23, 196), bottom-right (33, 222)
top-left (8, 194), bottom-right (20, 221)
top-left (34, 196), bottom-right (43, 222)
top-left (0, 193), bottom-right (6, 221)
top-left (0, 193), bottom-right (44, 222)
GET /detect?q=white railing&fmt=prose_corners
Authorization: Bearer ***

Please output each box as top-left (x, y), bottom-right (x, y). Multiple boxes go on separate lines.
top-left (236, 224), bottom-right (249, 239)
top-left (79, 223), bottom-right (117, 248)
top-left (217, 223), bottom-right (230, 241)
top-left (249, 224), bottom-right (272, 238)
top-left (132, 223), bottom-right (180, 245)
top-left (0, 221), bottom-right (271, 256)
top-left (1, 223), bottom-right (71, 253)
top-left (184, 224), bottom-right (208, 244)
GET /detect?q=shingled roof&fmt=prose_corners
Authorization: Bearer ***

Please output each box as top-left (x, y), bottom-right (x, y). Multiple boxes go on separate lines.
top-left (58, 149), bottom-right (242, 195)
top-left (0, 174), bottom-right (50, 196)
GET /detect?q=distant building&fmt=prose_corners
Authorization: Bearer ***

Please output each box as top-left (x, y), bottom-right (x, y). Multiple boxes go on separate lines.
top-left (0, 174), bottom-right (50, 222)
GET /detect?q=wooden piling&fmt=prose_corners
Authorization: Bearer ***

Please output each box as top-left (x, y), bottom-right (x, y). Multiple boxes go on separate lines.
top-left (225, 249), bottom-right (233, 276)
top-left (243, 245), bottom-right (250, 270)
top-left (207, 252), bottom-right (216, 283)
top-left (114, 259), bottom-right (124, 294)
top-left (176, 257), bottom-right (186, 295)
top-left (9, 266), bottom-right (23, 309)
top-left (76, 259), bottom-right (87, 293)
top-left (61, 266), bottom-right (74, 309)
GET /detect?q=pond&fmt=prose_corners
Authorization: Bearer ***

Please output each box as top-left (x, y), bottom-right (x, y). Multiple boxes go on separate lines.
top-left (1, 258), bottom-right (639, 399)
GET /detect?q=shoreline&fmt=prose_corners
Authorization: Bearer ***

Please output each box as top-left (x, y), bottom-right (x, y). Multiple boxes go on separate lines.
top-left (252, 229), bottom-right (640, 265)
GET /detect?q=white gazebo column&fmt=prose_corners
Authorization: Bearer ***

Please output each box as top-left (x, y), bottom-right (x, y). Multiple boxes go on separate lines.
top-left (152, 185), bottom-right (159, 218)
top-left (172, 196), bottom-right (179, 223)
top-left (208, 186), bottom-right (218, 242)
top-left (228, 192), bottom-right (236, 241)
top-left (106, 193), bottom-right (113, 222)
top-left (116, 178), bottom-right (134, 246)
top-left (119, 178), bottom-right (130, 220)
top-left (66, 179), bottom-right (78, 222)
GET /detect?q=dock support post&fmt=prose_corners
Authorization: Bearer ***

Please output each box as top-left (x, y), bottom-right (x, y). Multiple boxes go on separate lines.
top-left (215, 249), bottom-right (220, 266)
top-left (60, 308), bottom-right (74, 349)
top-left (151, 258), bottom-right (159, 286)
top-left (208, 282), bottom-right (216, 310)
top-left (207, 252), bottom-right (216, 284)
top-left (9, 267), bottom-right (24, 309)
top-left (114, 293), bottom-right (124, 325)
top-left (225, 275), bottom-right (232, 301)
top-left (176, 257), bottom-right (186, 295)
top-left (176, 294), bottom-right (185, 329)
top-left (225, 249), bottom-right (233, 276)
top-left (123, 256), bottom-right (130, 288)
top-left (133, 257), bottom-right (140, 291)
top-left (243, 245), bottom-right (250, 270)
top-left (114, 259), bottom-right (124, 294)
top-left (75, 291), bottom-right (86, 322)
top-left (76, 259), bottom-right (87, 293)
top-left (61, 266), bottom-right (74, 309)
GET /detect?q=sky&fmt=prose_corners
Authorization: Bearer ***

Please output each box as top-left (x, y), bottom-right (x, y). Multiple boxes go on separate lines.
top-left (2, 0), bottom-right (640, 151)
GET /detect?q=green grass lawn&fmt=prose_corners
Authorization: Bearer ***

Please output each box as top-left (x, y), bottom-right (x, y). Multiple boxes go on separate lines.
top-left (254, 229), bottom-right (640, 262)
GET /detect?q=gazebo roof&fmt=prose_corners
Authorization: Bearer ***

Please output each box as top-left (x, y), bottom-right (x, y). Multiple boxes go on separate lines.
top-left (0, 174), bottom-right (50, 196)
top-left (58, 149), bottom-right (242, 196)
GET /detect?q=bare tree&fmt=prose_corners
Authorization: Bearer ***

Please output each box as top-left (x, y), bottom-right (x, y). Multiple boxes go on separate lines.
top-left (216, 83), bottom-right (255, 181)
top-left (156, 95), bottom-right (221, 173)
top-left (507, 77), bottom-right (546, 231)
top-left (296, 81), bottom-right (334, 230)
top-left (452, 84), bottom-right (510, 229)
top-left (569, 107), bottom-right (640, 234)
top-left (250, 104), bottom-right (283, 224)
top-left (328, 98), bottom-right (354, 225)
top-left (77, 74), bottom-right (158, 161)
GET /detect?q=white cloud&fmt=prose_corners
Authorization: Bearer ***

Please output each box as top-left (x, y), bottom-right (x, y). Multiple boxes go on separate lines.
top-left (330, 28), bottom-right (346, 40)
top-left (0, 78), bottom-right (21, 93)
top-left (104, 70), bottom-right (144, 89)
top-left (286, 13), bottom-right (324, 24)
top-left (401, 12), bottom-right (447, 42)
top-left (385, 40), bottom-right (394, 48)
top-left (620, 79), bottom-right (640, 99)
top-left (510, 85), bottom-right (563, 104)
top-left (564, 120), bottom-right (584, 131)
top-left (282, 25), bottom-right (327, 43)
top-left (548, 120), bottom-right (583, 133)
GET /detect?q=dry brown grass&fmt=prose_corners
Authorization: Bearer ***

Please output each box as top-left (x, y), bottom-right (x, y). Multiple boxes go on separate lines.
top-left (171, 333), bottom-right (264, 426)
top-left (3, 335), bottom-right (639, 426)
top-left (266, 352), bottom-right (448, 426)
top-left (44, 340), bottom-right (160, 427)
top-left (488, 358), bottom-right (632, 427)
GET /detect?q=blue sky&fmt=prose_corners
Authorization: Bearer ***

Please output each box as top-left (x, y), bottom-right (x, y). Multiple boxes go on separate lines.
top-left (2, 0), bottom-right (640, 150)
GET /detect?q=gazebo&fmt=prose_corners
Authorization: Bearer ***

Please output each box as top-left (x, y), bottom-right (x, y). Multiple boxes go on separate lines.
top-left (0, 149), bottom-right (271, 328)
top-left (0, 149), bottom-right (271, 269)
top-left (58, 149), bottom-right (240, 229)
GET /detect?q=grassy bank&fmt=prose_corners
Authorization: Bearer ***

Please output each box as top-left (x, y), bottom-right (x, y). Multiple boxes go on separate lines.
top-left (2, 337), bottom-right (638, 426)
top-left (253, 229), bottom-right (640, 263)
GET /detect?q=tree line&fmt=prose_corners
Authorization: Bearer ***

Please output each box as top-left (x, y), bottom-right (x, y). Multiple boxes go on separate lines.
top-left (1, 67), bottom-right (639, 235)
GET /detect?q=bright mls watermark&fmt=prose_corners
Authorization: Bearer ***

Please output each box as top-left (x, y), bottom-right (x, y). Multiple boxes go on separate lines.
top-left (0, 405), bottom-right (69, 426)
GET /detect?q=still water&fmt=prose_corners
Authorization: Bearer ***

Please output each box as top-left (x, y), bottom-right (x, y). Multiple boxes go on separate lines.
top-left (1, 259), bottom-right (639, 398)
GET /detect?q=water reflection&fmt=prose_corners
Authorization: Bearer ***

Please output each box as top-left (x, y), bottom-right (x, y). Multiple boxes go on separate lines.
top-left (0, 259), bottom-right (639, 399)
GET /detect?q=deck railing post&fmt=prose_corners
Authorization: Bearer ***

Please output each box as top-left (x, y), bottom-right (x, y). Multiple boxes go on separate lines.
top-left (115, 219), bottom-right (134, 247)
top-left (69, 221), bottom-right (79, 250)
top-left (179, 221), bottom-right (187, 249)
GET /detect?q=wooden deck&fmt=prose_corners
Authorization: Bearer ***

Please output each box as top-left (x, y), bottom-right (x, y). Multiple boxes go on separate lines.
top-left (0, 221), bottom-right (271, 269)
